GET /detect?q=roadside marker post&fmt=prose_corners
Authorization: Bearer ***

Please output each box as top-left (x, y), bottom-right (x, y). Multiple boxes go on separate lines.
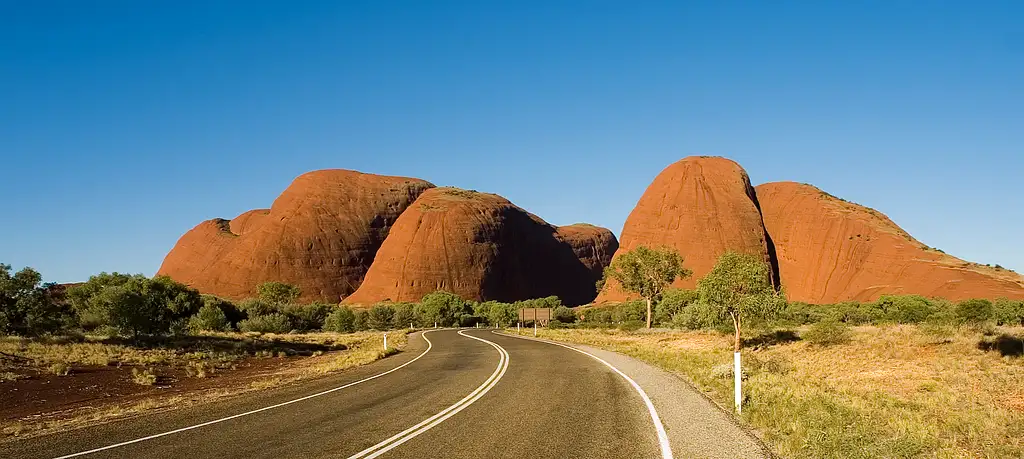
top-left (734, 352), bottom-right (742, 413)
top-left (533, 321), bottom-right (537, 337)
top-left (517, 322), bottom-right (520, 333)
top-left (383, 333), bottom-right (388, 351)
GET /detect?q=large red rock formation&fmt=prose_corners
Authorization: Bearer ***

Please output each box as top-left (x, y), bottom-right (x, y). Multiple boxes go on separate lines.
top-left (756, 181), bottom-right (1024, 303)
top-left (343, 188), bottom-right (617, 306)
top-left (157, 170), bottom-right (434, 302)
top-left (595, 156), bottom-right (777, 302)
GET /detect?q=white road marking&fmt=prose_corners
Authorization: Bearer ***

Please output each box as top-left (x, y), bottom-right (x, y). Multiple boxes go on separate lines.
top-left (495, 331), bottom-right (675, 459)
top-left (52, 331), bottom-right (438, 459)
top-left (347, 329), bottom-right (510, 459)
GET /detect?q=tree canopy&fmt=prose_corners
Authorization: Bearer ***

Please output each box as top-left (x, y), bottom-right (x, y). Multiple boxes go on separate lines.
top-left (601, 245), bottom-right (691, 328)
top-left (696, 251), bottom-right (784, 351)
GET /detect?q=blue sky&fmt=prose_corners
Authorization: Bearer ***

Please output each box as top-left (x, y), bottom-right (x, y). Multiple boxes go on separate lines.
top-left (1, 1), bottom-right (1022, 282)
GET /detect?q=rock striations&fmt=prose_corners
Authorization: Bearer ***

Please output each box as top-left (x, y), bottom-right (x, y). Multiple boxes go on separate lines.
top-left (595, 156), bottom-right (777, 302)
top-left (157, 170), bottom-right (435, 303)
top-left (756, 181), bottom-right (1024, 303)
top-left (342, 188), bottom-right (617, 306)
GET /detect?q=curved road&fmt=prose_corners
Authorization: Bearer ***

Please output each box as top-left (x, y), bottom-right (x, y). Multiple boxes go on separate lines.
top-left (2, 330), bottom-right (668, 459)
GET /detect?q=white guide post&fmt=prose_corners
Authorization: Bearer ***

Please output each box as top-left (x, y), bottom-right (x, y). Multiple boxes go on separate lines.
top-left (533, 321), bottom-right (537, 337)
top-left (383, 332), bottom-right (388, 351)
top-left (517, 322), bottom-right (520, 333)
top-left (734, 352), bottom-right (742, 413)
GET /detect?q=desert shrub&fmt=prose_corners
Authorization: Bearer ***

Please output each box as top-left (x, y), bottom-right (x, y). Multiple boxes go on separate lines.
top-left (618, 320), bottom-right (644, 332)
top-left (418, 291), bottom-right (470, 327)
top-left (353, 310), bottom-right (368, 331)
top-left (777, 301), bottom-right (829, 325)
top-left (993, 298), bottom-right (1024, 326)
top-left (256, 282), bottom-right (301, 305)
top-left (552, 306), bottom-right (577, 323)
top-left (366, 304), bottom-right (396, 330)
top-left (955, 299), bottom-right (993, 324)
top-left (0, 264), bottom-right (76, 336)
top-left (323, 306), bottom-right (356, 333)
top-left (188, 303), bottom-right (230, 332)
top-left (391, 303), bottom-right (416, 329)
top-left (49, 362), bottom-right (71, 376)
top-left (750, 353), bottom-right (793, 375)
top-left (238, 313), bottom-right (292, 334)
top-left (201, 295), bottom-right (244, 326)
top-left (185, 361), bottom-right (213, 378)
top-left (237, 298), bottom-right (277, 318)
top-left (484, 302), bottom-right (517, 327)
top-left (283, 302), bottom-right (332, 331)
top-left (654, 288), bottom-right (697, 325)
top-left (583, 308), bottom-right (613, 325)
top-left (612, 301), bottom-right (646, 323)
top-left (131, 367), bottom-right (157, 385)
top-left (802, 320), bottom-right (851, 346)
top-left (548, 319), bottom-right (566, 329)
top-left (68, 274), bottom-right (202, 338)
top-left (874, 295), bottom-right (937, 323)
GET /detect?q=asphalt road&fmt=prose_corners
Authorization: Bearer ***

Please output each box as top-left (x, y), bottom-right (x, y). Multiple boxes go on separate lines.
top-left (1, 329), bottom-right (666, 459)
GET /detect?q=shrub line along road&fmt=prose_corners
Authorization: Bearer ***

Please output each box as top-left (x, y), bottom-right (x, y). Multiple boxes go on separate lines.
top-left (1, 329), bottom-right (759, 459)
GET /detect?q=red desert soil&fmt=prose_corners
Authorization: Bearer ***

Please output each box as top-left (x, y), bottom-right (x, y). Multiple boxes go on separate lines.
top-left (1, 357), bottom-right (290, 425)
top-left (157, 170), bottom-right (434, 303)
top-left (342, 188), bottom-right (617, 306)
top-left (756, 181), bottom-right (1024, 303)
top-left (595, 156), bottom-right (776, 302)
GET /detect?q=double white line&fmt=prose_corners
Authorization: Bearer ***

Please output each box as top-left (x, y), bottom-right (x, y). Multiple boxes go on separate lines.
top-left (347, 330), bottom-right (510, 459)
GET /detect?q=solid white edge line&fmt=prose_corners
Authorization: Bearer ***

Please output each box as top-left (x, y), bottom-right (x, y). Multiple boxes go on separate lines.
top-left (494, 331), bottom-right (674, 459)
top-left (52, 330), bottom-right (438, 459)
top-left (347, 329), bottom-right (510, 459)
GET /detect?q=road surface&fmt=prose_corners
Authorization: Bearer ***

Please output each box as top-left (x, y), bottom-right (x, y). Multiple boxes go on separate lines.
top-left (2, 329), bottom-right (765, 459)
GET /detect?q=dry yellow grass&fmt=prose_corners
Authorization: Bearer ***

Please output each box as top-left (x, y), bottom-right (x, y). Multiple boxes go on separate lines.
top-left (518, 326), bottom-right (1024, 458)
top-left (1, 331), bottom-right (408, 440)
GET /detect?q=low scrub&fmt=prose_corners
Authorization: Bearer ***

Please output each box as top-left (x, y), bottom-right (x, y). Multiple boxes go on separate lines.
top-left (801, 320), bottom-right (851, 346)
top-left (238, 313), bottom-right (292, 334)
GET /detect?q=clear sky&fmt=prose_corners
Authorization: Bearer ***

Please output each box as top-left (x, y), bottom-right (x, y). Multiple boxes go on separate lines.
top-left (2, 1), bottom-right (1022, 283)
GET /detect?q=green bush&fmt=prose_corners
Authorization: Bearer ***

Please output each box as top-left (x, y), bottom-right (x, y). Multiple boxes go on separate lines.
top-left (353, 310), bottom-right (368, 331)
top-left (552, 306), bottom-right (577, 323)
top-left (874, 295), bottom-right (937, 323)
top-left (68, 273), bottom-right (202, 338)
top-left (417, 291), bottom-right (470, 327)
top-left (802, 320), bottom-right (852, 346)
top-left (188, 303), bottom-right (230, 332)
top-left (955, 299), bottom-right (993, 324)
top-left (323, 306), bottom-right (356, 333)
top-left (201, 295), bottom-right (245, 327)
top-left (237, 298), bottom-right (276, 318)
top-left (0, 264), bottom-right (76, 336)
top-left (256, 282), bottom-right (301, 305)
top-left (993, 298), bottom-right (1024, 326)
top-left (654, 288), bottom-right (697, 325)
top-left (612, 301), bottom-right (646, 323)
top-left (238, 313), bottom-right (292, 334)
top-left (392, 303), bottom-right (416, 329)
top-left (548, 319), bottom-right (565, 329)
top-left (282, 303), bottom-right (332, 331)
top-left (366, 304), bottom-right (396, 330)
top-left (582, 308), bottom-right (613, 324)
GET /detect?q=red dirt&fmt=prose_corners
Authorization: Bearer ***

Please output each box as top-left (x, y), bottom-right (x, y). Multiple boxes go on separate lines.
top-left (342, 188), bottom-right (617, 306)
top-left (595, 156), bottom-right (776, 302)
top-left (755, 181), bottom-right (1024, 303)
top-left (1, 358), bottom-right (292, 424)
top-left (157, 170), bottom-right (434, 303)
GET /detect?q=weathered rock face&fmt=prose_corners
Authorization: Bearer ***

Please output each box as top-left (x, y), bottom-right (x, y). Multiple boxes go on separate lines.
top-left (756, 181), bottom-right (1024, 303)
top-left (595, 156), bottom-right (777, 302)
top-left (157, 170), bottom-right (434, 302)
top-left (343, 188), bottom-right (617, 306)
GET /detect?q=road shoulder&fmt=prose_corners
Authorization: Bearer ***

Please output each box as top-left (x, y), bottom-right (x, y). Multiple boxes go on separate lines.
top-left (497, 331), bottom-right (770, 459)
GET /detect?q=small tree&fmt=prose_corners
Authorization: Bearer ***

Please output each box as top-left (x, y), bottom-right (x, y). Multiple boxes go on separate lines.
top-left (366, 304), bottom-right (396, 330)
top-left (600, 246), bottom-right (690, 328)
top-left (696, 251), bottom-right (784, 412)
top-left (417, 291), bottom-right (469, 327)
top-left (324, 306), bottom-right (356, 333)
top-left (257, 282), bottom-right (301, 306)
